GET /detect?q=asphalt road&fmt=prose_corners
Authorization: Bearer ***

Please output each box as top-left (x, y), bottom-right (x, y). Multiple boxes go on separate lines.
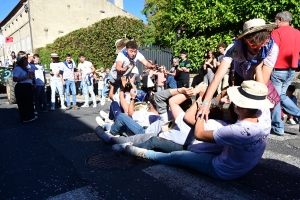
top-left (0, 93), bottom-right (300, 200)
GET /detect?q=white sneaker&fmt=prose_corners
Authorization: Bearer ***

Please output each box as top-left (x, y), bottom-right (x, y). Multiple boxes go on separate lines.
top-left (100, 111), bottom-right (109, 119)
top-left (23, 116), bottom-right (38, 123)
top-left (112, 142), bottom-right (133, 153)
top-left (61, 105), bottom-right (67, 109)
top-left (81, 104), bottom-right (89, 108)
top-left (288, 118), bottom-right (296, 125)
top-left (34, 111), bottom-right (38, 115)
top-left (100, 98), bottom-right (106, 106)
top-left (125, 146), bottom-right (147, 158)
top-left (95, 116), bottom-right (105, 128)
top-left (93, 104), bottom-right (97, 108)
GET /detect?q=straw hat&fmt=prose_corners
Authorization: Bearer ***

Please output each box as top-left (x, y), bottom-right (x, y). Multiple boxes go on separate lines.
top-left (50, 53), bottom-right (59, 58)
top-left (236, 18), bottom-right (277, 40)
top-left (115, 38), bottom-right (130, 54)
top-left (227, 80), bottom-right (273, 109)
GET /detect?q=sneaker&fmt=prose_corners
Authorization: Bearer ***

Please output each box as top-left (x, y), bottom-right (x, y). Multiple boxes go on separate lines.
top-left (66, 106), bottom-right (72, 110)
top-left (93, 104), bottom-right (97, 108)
top-left (34, 111), bottom-right (38, 115)
top-left (81, 104), bottom-right (89, 108)
top-left (112, 142), bottom-right (133, 153)
top-left (61, 105), bottom-right (67, 109)
top-left (95, 126), bottom-right (112, 143)
top-left (282, 114), bottom-right (288, 123)
top-left (72, 105), bottom-right (79, 109)
top-left (50, 105), bottom-right (55, 111)
top-left (287, 118), bottom-right (296, 125)
top-left (23, 116), bottom-right (38, 123)
top-left (100, 98), bottom-right (106, 106)
top-left (125, 146), bottom-right (147, 158)
top-left (95, 116), bottom-right (105, 128)
top-left (100, 111), bottom-right (109, 119)
top-left (271, 130), bottom-right (284, 136)
top-left (106, 98), bottom-right (112, 102)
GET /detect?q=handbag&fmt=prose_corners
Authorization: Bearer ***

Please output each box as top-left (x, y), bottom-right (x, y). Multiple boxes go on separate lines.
top-left (147, 76), bottom-right (154, 88)
top-left (267, 80), bottom-right (280, 110)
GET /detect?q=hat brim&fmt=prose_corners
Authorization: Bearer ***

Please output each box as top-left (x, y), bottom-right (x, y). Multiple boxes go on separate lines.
top-left (227, 86), bottom-right (274, 109)
top-left (50, 55), bottom-right (59, 58)
top-left (115, 38), bottom-right (130, 54)
top-left (236, 24), bottom-right (277, 40)
top-left (16, 56), bottom-right (27, 65)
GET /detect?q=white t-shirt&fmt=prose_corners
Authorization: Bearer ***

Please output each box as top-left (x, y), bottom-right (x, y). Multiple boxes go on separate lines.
top-left (110, 49), bottom-right (145, 80)
top-left (50, 62), bottom-right (63, 80)
top-left (61, 61), bottom-right (76, 80)
top-left (223, 40), bottom-right (279, 80)
top-left (34, 64), bottom-right (45, 86)
top-left (98, 80), bottom-right (104, 90)
top-left (78, 61), bottom-right (93, 79)
top-left (132, 110), bottom-right (159, 127)
top-left (212, 109), bottom-right (271, 180)
top-left (13, 66), bottom-right (32, 84)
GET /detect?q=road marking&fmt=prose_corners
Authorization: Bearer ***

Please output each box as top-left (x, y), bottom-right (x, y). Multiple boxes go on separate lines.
top-left (47, 185), bottom-right (100, 200)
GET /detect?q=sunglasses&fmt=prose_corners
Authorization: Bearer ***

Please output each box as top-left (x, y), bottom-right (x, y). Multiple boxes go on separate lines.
top-left (244, 39), bottom-right (265, 49)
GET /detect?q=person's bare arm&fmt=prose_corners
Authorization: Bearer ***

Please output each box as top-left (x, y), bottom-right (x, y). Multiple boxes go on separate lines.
top-left (128, 89), bottom-right (137, 117)
top-left (168, 88), bottom-right (194, 119)
top-left (119, 89), bottom-right (129, 115)
top-left (194, 118), bottom-right (215, 143)
top-left (141, 58), bottom-right (156, 69)
top-left (256, 62), bottom-right (272, 85)
top-left (116, 61), bottom-right (127, 72)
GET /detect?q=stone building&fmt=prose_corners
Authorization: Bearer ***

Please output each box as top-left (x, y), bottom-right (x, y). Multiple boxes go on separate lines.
top-left (0, 0), bottom-right (138, 63)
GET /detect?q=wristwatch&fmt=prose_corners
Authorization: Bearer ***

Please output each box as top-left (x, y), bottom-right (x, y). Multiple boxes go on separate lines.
top-left (130, 98), bottom-right (135, 101)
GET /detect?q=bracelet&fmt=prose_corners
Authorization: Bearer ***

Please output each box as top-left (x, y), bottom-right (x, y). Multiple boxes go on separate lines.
top-left (201, 101), bottom-right (211, 106)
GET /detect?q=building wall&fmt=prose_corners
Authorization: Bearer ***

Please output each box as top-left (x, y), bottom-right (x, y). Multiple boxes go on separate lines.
top-left (0, 0), bottom-right (138, 63)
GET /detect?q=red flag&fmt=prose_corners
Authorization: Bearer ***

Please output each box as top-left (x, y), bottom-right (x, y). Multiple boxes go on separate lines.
top-left (5, 36), bottom-right (13, 43)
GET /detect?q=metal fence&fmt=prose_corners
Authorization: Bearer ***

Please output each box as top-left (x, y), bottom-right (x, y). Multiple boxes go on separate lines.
top-left (136, 45), bottom-right (174, 73)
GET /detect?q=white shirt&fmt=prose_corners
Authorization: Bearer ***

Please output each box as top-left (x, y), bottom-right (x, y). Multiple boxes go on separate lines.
top-left (34, 64), bottom-right (45, 86)
top-left (132, 110), bottom-right (159, 127)
top-left (50, 62), bottom-right (64, 80)
top-left (110, 49), bottom-right (145, 80)
top-left (61, 61), bottom-right (76, 80)
top-left (78, 61), bottom-right (93, 79)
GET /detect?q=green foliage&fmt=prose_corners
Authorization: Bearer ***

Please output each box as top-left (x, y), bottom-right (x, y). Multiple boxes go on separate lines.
top-left (143, 0), bottom-right (300, 71)
top-left (36, 16), bottom-right (145, 69)
top-left (35, 44), bottom-right (53, 70)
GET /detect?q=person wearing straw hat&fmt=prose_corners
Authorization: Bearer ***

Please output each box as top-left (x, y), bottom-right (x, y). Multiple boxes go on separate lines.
top-left (270, 11), bottom-right (300, 135)
top-left (124, 80), bottom-right (273, 180)
top-left (13, 55), bottom-right (37, 122)
top-left (198, 18), bottom-right (279, 121)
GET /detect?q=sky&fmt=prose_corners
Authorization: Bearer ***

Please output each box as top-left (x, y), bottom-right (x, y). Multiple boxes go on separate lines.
top-left (0, 0), bottom-right (147, 22)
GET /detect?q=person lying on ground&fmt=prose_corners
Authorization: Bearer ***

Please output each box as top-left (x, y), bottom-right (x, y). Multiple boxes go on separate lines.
top-left (124, 80), bottom-right (273, 181)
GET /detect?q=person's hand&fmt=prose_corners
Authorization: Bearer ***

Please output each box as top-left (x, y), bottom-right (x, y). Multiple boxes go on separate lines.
top-left (193, 82), bottom-right (208, 95)
top-left (198, 103), bottom-right (211, 122)
top-left (62, 80), bottom-right (66, 85)
top-left (28, 73), bottom-right (34, 80)
top-left (129, 74), bottom-right (136, 85)
top-left (121, 76), bottom-right (127, 87)
top-left (220, 95), bottom-right (231, 104)
top-left (216, 61), bottom-right (220, 66)
top-left (179, 87), bottom-right (194, 97)
top-left (120, 66), bottom-right (128, 72)
top-left (130, 88), bottom-right (137, 98)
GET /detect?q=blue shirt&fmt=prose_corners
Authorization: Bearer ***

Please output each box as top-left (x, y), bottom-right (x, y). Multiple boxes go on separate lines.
top-left (166, 69), bottom-right (177, 88)
top-left (13, 66), bottom-right (32, 84)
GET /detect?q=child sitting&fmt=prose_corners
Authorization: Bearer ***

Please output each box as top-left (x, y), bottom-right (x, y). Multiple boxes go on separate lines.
top-left (282, 85), bottom-right (298, 124)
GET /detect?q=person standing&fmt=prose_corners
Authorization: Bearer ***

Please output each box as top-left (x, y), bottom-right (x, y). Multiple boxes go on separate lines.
top-left (61, 54), bottom-right (79, 110)
top-left (176, 50), bottom-right (191, 88)
top-left (270, 11), bottom-right (300, 135)
top-left (203, 50), bottom-right (217, 85)
top-left (78, 53), bottom-right (97, 108)
top-left (50, 53), bottom-right (66, 110)
top-left (13, 55), bottom-right (37, 122)
top-left (216, 43), bottom-right (229, 94)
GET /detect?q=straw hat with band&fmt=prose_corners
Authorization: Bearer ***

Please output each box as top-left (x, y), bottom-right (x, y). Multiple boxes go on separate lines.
top-left (227, 80), bottom-right (273, 109)
top-left (50, 53), bottom-right (59, 58)
top-left (236, 18), bottom-right (277, 40)
top-left (115, 38), bottom-right (130, 54)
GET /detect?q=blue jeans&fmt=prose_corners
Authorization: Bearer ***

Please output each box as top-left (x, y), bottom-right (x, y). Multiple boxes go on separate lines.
top-left (146, 150), bottom-right (221, 179)
top-left (65, 80), bottom-right (76, 106)
top-left (82, 78), bottom-right (96, 105)
top-left (98, 89), bottom-right (103, 98)
top-left (110, 113), bottom-right (145, 135)
top-left (134, 137), bottom-right (184, 153)
top-left (34, 85), bottom-right (48, 111)
top-left (108, 101), bottom-right (123, 120)
top-left (105, 74), bottom-right (121, 95)
top-left (271, 69), bottom-right (297, 134)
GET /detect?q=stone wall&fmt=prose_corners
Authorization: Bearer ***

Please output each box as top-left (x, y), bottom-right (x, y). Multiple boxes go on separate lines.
top-left (290, 72), bottom-right (300, 106)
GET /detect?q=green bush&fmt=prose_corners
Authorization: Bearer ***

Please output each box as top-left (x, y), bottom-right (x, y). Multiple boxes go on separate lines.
top-left (36, 16), bottom-right (145, 69)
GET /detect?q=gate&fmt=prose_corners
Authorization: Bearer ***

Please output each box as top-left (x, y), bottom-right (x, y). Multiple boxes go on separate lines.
top-left (136, 45), bottom-right (173, 73)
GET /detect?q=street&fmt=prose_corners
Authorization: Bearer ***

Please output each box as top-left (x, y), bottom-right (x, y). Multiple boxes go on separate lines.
top-left (0, 93), bottom-right (300, 200)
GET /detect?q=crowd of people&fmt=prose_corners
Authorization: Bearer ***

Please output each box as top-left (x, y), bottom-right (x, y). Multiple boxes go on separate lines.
top-left (9, 10), bottom-right (300, 179)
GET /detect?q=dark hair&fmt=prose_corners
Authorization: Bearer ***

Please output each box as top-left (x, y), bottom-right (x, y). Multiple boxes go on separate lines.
top-left (33, 54), bottom-right (40, 58)
top-left (148, 94), bottom-right (155, 108)
top-left (123, 82), bottom-right (132, 93)
top-left (78, 53), bottom-right (85, 57)
top-left (229, 103), bottom-right (238, 123)
top-left (126, 41), bottom-right (138, 49)
top-left (246, 108), bottom-right (258, 116)
top-left (180, 50), bottom-right (187, 55)
top-left (287, 85), bottom-right (296, 93)
top-left (207, 50), bottom-right (215, 59)
top-left (208, 105), bottom-right (224, 120)
top-left (243, 30), bottom-right (270, 45)
top-left (217, 43), bottom-right (226, 49)
top-left (99, 76), bottom-right (103, 78)
top-left (66, 54), bottom-right (71, 57)
top-left (18, 51), bottom-right (26, 56)
top-left (179, 98), bottom-right (193, 112)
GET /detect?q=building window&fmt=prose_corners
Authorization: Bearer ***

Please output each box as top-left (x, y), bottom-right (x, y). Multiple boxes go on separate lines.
top-left (21, 39), bottom-right (25, 50)
top-left (27, 36), bottom-right (31, 52)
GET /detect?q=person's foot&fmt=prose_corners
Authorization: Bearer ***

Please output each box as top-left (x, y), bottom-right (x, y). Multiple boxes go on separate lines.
top-left (93, 104), bottom-right (97, 108)
top-left (23, 116), bottom-right (38, 123)
top-left (50, 105), bottom-right (55, 110)
top-left (95, 116), bottom-right (105, 128)
top-left (271, 130), bottom-right (284, 136)
top-left (106, 98), bottom-right (112, 102)
top-left (34, 111), bottom-right (38, 115)
top-left (66, 106), bottom-right (72, 110)
top-left (282, 114), bottom-right (288, 123)
top-left (100, 98), bottom-right (106, 106)
top-left (125, 146), bottom-right (147, 158)
top-left (81, 104), bottom-right (89, 108)
top-left (72, 105), bottom-right (79, 109)
top-left (61, 105), bottom-right (67, 109)
top-left (287, 118), bottom-right (296, 125)
top-left (100, 111), bottom-right (109, 119)
top-left (95, 126), bottom-right (112, 143)
top-left (112, 142), bottom-right (133, 153)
